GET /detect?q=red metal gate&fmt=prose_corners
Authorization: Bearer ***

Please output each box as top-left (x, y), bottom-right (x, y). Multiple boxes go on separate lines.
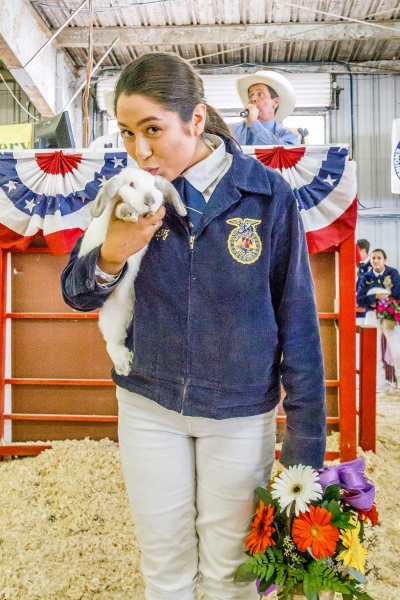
top-left (0, 232), bottom-right (367, 462)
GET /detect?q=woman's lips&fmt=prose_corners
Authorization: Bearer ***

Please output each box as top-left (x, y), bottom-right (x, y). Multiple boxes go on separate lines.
top-left (143, 167), bottom-right (159, 176)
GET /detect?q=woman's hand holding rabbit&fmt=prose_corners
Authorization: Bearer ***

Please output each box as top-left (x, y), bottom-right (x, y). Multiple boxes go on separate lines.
top-left (98, 204), bottom-right (166, 275)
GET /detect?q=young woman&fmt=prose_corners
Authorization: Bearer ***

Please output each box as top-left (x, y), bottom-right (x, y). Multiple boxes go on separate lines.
top-left (61, 53), bottom-right (326, 600)
top-left (357, 248), bottom-right (400, 393)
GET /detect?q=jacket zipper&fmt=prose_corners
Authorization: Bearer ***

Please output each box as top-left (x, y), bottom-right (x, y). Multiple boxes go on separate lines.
top-left (181, 232), bottom-right (195, 414)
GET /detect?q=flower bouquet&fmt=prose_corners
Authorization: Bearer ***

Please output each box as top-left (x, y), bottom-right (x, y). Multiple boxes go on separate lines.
top-left (235, 458), bottom-right (378, 600)
top-left (376, 296), bottom-right (400, 330)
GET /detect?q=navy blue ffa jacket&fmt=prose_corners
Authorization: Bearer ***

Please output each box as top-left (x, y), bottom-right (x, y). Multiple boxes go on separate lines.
top-left (357, 265), bottom-right (400, 312)
top-left (61, 138), bottom-right (326, 468)
top-left (355, 258), bottom-right (371, 319)
top-left (357, 258), bottom-right (371, 280)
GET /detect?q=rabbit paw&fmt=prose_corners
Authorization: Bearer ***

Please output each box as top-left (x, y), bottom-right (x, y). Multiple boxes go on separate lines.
top-left (115, 202), bottom-right (139, 222)
top-left (108, 345), bottom-right (133, 376)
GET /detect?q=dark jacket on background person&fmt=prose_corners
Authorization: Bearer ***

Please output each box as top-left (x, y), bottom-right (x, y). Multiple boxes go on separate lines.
top-left (357, 257), bottom-right (371, 280)
top-left (61, 138), bottom-right (326, 468)
top-left (357, 265), bottom-right (400, 313)
top-left (356, 257), bottom-right (372, 319)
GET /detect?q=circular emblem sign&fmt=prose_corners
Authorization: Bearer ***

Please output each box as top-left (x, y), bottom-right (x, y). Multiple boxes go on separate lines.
top-left (226, 218), bottom-right (262, 264)
top-left (394, 141), bottom-right (400, 180)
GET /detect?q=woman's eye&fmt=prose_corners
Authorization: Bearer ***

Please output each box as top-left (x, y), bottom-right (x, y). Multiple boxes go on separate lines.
top-left (147, 126), bottom-right (161, 134)
top-left (120, 129), bottom-right (134, 138)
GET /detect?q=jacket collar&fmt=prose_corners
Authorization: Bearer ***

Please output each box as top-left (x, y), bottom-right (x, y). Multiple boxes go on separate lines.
top-left (225, 136), bottom-right (271, 196)
top-left (196, 137), bottom-right (272, 234)
top-left (372, 267), bottom-right (387, 278)
top-left (168, 136), bottom-right (273, 235)
top-left (223, 136), bottom-right (272, 197)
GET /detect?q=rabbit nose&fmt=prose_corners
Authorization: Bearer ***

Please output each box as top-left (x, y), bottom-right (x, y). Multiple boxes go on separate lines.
top-left (144, 193), bottom-right (155, 207)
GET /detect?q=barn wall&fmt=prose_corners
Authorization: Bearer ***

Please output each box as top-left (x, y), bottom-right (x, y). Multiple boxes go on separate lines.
top-left (330, 73), bottom-right (400, 269)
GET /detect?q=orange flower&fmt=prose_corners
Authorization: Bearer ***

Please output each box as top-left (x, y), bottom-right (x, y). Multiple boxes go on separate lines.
top-left (358, 504), bottom-right (379, 526)
top-left (244, 501), bottom-right (276, 556)
top-left (292, 505), bottom-right (339, 559)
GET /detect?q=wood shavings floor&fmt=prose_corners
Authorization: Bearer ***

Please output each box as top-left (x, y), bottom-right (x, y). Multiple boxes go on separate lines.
top-left (0, 393), bottom-right (399, 599)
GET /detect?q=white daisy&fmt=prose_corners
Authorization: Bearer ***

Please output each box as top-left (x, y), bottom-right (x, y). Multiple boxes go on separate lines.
top-left (270, 464), bottom-right (323, 516)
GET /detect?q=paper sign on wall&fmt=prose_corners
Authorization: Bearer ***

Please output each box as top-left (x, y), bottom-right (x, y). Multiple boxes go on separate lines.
top-left (392, 118), bottom-right (400, 194)
top-left (0, 123), bottom-right (33, 150)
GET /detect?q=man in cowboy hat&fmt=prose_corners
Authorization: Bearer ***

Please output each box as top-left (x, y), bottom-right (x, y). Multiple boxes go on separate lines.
top-left (231, 71), bottom-right (298, 145)
top-left (89, 89), bottom-right (126, 150)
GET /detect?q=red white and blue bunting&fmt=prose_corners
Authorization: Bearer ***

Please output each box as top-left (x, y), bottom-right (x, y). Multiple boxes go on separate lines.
top-left (0, 150), bottom-right (129, 254)
top-left (0, 146), bottom-right (356, 255)
top-left (248, 144), bottom-right (357, 254)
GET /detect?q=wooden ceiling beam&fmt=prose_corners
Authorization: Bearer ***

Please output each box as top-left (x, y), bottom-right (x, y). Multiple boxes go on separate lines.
top-left (195, 60), bottom-right (400, 75)
top-left (0, 0), bottom-right (78, 117)
top-left (53, 20), bottom-right (400, 48)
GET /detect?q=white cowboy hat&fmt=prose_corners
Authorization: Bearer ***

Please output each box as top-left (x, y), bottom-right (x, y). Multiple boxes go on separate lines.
top-left (236, 71), bottom-right (296, 121)
top-left (103, 89), bottom-right (115, 118)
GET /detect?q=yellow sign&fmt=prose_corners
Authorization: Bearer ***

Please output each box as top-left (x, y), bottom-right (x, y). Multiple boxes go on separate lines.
top-left (0, 123), bottom-right (33, 150)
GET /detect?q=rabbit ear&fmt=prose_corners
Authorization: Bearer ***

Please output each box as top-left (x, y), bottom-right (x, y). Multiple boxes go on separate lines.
top-left (90, 175), bottom-right (126, 218)
top-left (154, 176), bottom-right (187, 216)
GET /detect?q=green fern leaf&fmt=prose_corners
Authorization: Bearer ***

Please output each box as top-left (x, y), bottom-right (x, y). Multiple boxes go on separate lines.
top-left (234, 559), bottom-right (258, 583)
top-left (266, 563), bottom-right (275, 581)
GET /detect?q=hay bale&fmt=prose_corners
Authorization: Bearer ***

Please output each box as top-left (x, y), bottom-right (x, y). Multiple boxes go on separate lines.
top-left (0, 394), bottom-right (399, 599)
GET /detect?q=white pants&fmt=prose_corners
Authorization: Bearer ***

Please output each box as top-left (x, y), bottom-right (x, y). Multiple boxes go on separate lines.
top-left (364, 310), bottom-right (400, 391)
top-left (117, 387), bottom-right (277, 600)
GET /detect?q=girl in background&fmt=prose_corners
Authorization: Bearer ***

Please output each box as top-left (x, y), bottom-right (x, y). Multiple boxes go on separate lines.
top-left (357, 248), bottom-right (400, 394)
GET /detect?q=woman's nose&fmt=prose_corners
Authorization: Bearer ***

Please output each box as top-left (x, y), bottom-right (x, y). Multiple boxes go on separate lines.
top-left (135, 137), bottom-right (152, 160)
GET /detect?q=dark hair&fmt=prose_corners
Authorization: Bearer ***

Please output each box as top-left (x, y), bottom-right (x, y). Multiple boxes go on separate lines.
top-left (269, 86), bottom-right (279, 115)
top-left (267, 85), bottom-right (279, 100)
top-left (114, 52), bottom-right (234, 140)
top-left (371, 248), bottom-right (387, 259)
top-left (357, 238), bottom-right (370, 253)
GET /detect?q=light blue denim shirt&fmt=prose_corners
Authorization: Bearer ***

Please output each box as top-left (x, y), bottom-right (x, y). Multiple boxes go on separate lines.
top-left (230, 119), bottom-right (299, 146)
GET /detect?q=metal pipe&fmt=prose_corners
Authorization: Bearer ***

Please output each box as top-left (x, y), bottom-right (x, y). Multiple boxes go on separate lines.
top-left (62, 37), bottom-right (120, 113)
top-left (83, 0), bottom-right (94, 148)
top-left (23, 0), bottom-right (89, 68)
top-left (358, 213), bottom-right (400, 219)
top-left (345, 64), bottom-right (356, 160)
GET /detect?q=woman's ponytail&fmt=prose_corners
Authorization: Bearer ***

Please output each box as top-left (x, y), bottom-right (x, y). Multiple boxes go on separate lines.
top-left (204, 104), bottom-right (235, 141)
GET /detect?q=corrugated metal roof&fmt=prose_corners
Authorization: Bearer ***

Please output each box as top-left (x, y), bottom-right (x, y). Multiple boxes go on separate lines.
top-left (29, 0), bottom-right (400, 69)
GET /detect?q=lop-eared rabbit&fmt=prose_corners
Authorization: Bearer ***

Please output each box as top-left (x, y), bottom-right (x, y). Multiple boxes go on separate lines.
top-left (79, 167), bottom-right (187, 375)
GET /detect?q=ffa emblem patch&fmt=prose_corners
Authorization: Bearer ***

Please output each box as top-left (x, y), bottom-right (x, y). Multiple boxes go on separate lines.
top-left (226, 218), bottom-right (262, 264)
top-left (383, 275), bottom-right (392, 290)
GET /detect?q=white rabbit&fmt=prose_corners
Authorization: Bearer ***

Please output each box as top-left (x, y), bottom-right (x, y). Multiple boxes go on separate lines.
top-left (79, 167), bottom-right (187, 375)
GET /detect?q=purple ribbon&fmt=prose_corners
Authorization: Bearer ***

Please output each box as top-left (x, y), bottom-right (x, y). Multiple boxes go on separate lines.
top-left (256, 580), bottom-right (275, 596)
top-left (317, 457), bottom-right (375, 511)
